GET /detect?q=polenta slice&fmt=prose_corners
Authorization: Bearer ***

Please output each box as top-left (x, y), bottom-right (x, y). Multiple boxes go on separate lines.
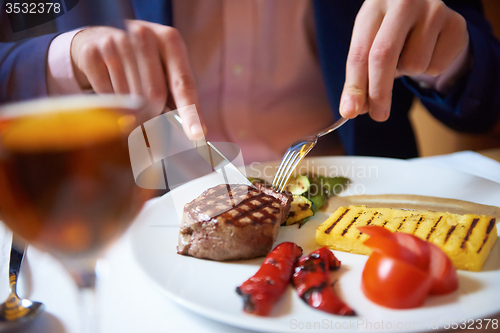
top-left (316, 205), bottom-right (498, 271)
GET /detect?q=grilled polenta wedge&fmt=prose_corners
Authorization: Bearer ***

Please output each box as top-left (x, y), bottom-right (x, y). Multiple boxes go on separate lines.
top-left (316, 205), bottom-right (498, 271)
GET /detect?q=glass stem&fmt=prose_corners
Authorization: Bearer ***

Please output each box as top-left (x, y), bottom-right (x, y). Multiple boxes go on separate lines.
top-left (71, 265), bottom-right (100, 333)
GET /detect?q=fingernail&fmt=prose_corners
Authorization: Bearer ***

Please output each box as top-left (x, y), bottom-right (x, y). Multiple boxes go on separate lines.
top-left (190, 123), bottom-right (203, 139)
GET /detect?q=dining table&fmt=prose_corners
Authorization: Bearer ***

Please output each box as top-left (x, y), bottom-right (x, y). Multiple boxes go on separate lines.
top-left (1, 148), bottom-right (500, 333)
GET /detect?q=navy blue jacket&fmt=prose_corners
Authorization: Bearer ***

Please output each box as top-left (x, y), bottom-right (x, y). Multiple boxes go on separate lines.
top-left (1, 0), bottom-right (499, 158)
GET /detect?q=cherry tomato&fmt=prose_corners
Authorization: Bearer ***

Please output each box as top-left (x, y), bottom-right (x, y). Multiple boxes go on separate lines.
top-left (394, 232), bottom-right (431, 272)
top-left (359, 226), bottom-right (428, 270)
top-left (361, 252), bottom-right (432, 309)
top-left (359, 226), bottom-right (458, 309)
top-left (427, 242), bottom-right (459, 295)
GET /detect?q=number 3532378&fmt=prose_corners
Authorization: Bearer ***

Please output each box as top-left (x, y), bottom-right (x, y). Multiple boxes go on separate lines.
top-left (5, 2), bottom-right (61, 14)
top-left (4, 1), bottom-right (80, 33)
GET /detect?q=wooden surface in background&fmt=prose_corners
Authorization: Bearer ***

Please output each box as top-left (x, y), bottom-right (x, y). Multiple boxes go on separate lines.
top-left (410, 0), bottom-right (500, 156)
top-left (483, 0), bottom-right (500, 37)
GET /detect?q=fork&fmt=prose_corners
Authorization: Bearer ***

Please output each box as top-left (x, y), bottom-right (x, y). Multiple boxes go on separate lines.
top-left (271, 117), bottom-right (349, 192)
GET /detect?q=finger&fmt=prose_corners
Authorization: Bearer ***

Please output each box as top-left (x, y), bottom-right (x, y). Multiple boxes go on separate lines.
top-left (116, 33), bottom-right (144, 96)
top-left (128, 22), bottom-right (168, 113)
top-left (78, 45), bottom-right (113, 93)
top-left (397, 3), bottom-right (444, 76)
top-left (153, 26), bottom-right (203, 140)
top-left (341, 3), bottom-right (384, 119)
top-left (426, 13), bottom-right (468, 76)
top-left (177, 104), bottom-right (204, 140)
top-left (368, 7), bottom-right (414, 122)
top-left (101, 38), bottom-right (130, 94)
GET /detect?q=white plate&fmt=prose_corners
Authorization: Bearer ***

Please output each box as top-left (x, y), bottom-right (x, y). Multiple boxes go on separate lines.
top-left (130, 156), bottom-right (500, 332)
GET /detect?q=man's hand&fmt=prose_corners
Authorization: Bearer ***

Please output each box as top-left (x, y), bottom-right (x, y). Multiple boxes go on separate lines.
top-left (340, 0), bottom-right (469, 122)
top-left (70, 20), bottom-right (204, 140)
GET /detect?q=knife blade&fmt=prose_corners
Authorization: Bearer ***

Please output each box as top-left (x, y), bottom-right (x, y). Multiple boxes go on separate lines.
top-left (167, 111), bottom-right (253, 187)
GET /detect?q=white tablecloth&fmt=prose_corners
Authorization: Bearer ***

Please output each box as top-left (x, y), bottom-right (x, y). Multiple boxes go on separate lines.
top-left (2, 151), bottom-right (500, 333)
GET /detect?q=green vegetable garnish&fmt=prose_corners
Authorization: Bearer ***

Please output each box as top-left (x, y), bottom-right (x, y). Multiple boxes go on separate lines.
top-left (285, 175), bottom-right (310, 195)
top-left (309, 194), bottom-right (327, 214)
top-left (308, 175), bottom-right (350, 198)
top-left (284, 175), bottom-right (350, 227)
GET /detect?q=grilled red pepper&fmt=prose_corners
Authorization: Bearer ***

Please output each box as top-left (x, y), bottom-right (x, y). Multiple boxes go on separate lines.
top-left (293, 247), bottom-right (355, 316)
top-left (236, 242), bottom-right (303, 316)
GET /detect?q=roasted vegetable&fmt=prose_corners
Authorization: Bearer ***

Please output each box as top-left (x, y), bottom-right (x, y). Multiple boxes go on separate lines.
top-left (284, 195), bottom-right (314, 226)
top-left (236, 242), bottom-right (303, 316)
top-left (309, 193), bottom-right (327, 214)
top-left (317, 205), bottom-right (496, 272)
top-left (308, 175), bottom-right (350, 198)
top-left (284, 175), bottom-right (350, 226)
top-left (286, 175), bottom-right (310, 195)
top-left (293, 247), bottom-right (355, 316)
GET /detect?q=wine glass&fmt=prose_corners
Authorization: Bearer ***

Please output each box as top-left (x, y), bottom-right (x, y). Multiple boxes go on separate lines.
top-left (0, 95), bottom-right (155, 332)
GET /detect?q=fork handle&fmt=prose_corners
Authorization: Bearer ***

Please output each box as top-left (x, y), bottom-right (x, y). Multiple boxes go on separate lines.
top-left (317, 117), bottom-right (348, 138)
top-left (9, 236), bottom-right (26, 288)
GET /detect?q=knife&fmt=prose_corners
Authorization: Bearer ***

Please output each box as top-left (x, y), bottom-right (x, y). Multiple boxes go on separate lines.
top-left (166, 110), bottom-right (253, 187)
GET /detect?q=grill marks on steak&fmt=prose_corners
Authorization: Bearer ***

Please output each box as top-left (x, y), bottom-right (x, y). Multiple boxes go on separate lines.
top-left (254, 183), bottom-right (292, 222)
top-left (184, 184), bottom-right (282, 226)
top-left (178, 184), bottom-right (292, 261)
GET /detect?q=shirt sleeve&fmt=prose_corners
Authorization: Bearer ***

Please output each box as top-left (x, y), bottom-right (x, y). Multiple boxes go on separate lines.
top-left (0, 33), bottom-right (58, 103)
top-left (46, 29), bottom-right (86, 95)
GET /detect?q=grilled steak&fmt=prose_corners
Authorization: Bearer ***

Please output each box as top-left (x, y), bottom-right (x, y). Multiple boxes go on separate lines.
top-left (177, 183), bottom-right (292, 261)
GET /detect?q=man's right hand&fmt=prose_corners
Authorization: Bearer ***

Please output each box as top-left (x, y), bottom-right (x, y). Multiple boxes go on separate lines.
top-left (70, 20), bottom-right (204, 140)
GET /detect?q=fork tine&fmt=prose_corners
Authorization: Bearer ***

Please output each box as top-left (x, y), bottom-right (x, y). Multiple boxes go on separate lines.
top-left (271, 151), bottom-right (289, 187)
top-left (271, 118), bottom-right (349, 192)
top-left (277, 144), bottom-right (316, 192)
top-left (276, 159), bottom-right (298, 192)
top-left (272, 152), bottom-right (293, 190)
top-left (275, 151), bottom-right (301, 192)
top-left (278, 154), bottom-right (305, 192)
top-left (271, 150), bottom-right (292, 188)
